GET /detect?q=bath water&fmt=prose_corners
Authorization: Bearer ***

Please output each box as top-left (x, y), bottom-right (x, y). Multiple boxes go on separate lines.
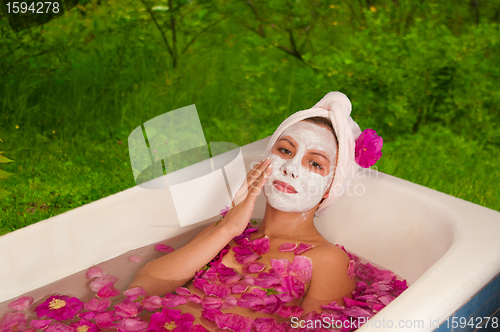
top-left (0, 220), bottom-right (408, 331)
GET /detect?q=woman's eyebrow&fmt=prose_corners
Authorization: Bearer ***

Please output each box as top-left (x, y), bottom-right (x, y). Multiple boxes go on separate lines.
top-left (309, 151), bottom-right (330, 163)
top-left (279, 137), bottom-right (296, 148)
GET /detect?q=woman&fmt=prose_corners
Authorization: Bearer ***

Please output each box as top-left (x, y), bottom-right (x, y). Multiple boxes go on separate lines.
top-left (128, 92), bottom-right (383, 330)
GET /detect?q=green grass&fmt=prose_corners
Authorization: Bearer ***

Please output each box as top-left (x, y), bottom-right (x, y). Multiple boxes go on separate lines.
top-left (1, 0), bottom-right (499, 234)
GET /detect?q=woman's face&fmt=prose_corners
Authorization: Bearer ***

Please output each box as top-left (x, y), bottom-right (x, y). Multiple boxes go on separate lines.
top-left (264, 121), bottom-right (338, 213)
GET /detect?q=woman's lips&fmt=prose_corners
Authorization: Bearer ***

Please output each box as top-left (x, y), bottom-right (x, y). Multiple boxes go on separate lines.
top-left (273, 180), bottom-right (297, 194)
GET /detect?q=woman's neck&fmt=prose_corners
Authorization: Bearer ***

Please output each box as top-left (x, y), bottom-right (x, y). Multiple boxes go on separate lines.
top-left (255, 202), bottom-right (322, 241)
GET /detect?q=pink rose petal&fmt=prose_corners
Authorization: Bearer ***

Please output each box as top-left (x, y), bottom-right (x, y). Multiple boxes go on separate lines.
top-left (242, 261), bottom-right (266, 274)
top-left (114, 302), bottom-right (140, 318)
top-left (294, 243), bottom-right (314, 255)
top-left (46, 321), bottom-right (73, 332)
top-left (154, 244), bottom-right (174, 253)
top-left (202, 283), bottom-right (231, 298)
top-left (90, 275), bottom-right (119, 292)
top-left (97, 283), bottom-right (121, 298)
top-left (200, 297), bottom-right (224, 310)
top-left (29, 319), bottom-right (52, 329)
top-left (347, 260), bottom-right (356, 280)
top-left (124, 287), bottom-right (148, 301)
top-left (187, 294), bottom-right (202, 304)
top-left (85, 266), bottom-right (106, 279)
top-left (201, 309), bottom-right (222, 322)
top-left (175, 287), bottom-right (191, 296)
top-left (115, 317), bottom-right (149, 332)
top-left (142, 296), bottom-right (162, 311)
top-left (128, 255), bottom-right (143, 263)
top-left (231, 282), bottom-right (248, 294)
top-left (8, 296), bottom-right (34, 311)
top-left (161, 294), bottom-right (188, 307)
top-left (84, 298), bottom-right (111, 312)
top-left (278, 242), bottom-right (297, 252)
top-left (249, 236), bottom-right (270, 255)
top-left (215, 313), bottom-right (253, 332)
top-left (94, 312), bottom-right (117, 329)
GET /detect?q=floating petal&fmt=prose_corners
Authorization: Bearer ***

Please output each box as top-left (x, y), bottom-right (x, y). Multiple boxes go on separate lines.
top-left (8, 296), bottom-right (33, 311)
top-left (278, 243), bottom-right (297, 252)
top-left (294, 243), bottom-right (314, 255)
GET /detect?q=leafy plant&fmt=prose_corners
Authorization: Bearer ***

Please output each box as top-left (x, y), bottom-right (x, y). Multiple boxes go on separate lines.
top-left (0, 138), bottom-right (14, 235)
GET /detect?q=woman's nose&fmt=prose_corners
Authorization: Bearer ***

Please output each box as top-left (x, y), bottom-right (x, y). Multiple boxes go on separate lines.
top-left (282, 158), bottom-right (301, 179)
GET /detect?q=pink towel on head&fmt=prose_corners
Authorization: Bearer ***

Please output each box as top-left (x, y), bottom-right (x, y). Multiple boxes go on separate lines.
top-left (265, 91), bottom-right (362, 218)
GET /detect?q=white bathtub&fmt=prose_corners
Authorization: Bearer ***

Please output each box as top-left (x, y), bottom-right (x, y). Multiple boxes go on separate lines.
top-left (1, 137), bottom-right (499, 331)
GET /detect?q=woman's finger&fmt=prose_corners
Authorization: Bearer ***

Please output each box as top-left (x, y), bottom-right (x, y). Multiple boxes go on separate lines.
top-left (246, 159), bottom-right (269, 184)
top-left (247, 163), bottom-right (272, 199)
top-left (233, 159), bottom-right (270, 205)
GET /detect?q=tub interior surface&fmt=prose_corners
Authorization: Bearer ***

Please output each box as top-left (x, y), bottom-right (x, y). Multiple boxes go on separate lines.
top-left (1, 136), bottom-right (500, 331)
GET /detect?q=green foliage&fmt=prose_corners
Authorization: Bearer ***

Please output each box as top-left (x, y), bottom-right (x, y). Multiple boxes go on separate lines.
top-left (1, 0), bottom-right (499, 232)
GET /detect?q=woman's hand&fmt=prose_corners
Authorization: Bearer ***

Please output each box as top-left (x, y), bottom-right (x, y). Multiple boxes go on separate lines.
top-left (219, 158), bottom-right (272, 237)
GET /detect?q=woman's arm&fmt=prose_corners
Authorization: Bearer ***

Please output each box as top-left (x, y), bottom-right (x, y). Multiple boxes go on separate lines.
top-left (128, 158), bottom-right (272, 296)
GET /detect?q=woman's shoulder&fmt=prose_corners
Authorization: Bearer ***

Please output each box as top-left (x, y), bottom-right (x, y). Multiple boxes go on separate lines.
top-left (304, 240), bottom-right (351, 267)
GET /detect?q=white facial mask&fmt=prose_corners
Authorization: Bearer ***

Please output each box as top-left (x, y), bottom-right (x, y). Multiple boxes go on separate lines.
top-left (263, 121), bottom-right (337, 213)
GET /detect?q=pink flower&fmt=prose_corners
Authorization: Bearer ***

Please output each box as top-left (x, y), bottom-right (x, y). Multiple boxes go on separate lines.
top-left (214, 313), bottom-right (253, 332)
top-left (84, 297), bottom-right (111, 312)
top-left (85, 266), bottom-right (106, 279)
top-left (355, 129), bottom-right (383, 168)
top-left (249, 236), bottom-right (270, 255)
top-left (97, 283), bottom-right (121, 298)
top-left (148, 308), bottom-right (195, 332)
top-left (128, 255), bottom-right (143, 263)
top-left (35, 295), bottom-right (84, 321)
top-left (0, 312), bottom-right (28, 332)
top-left (278, 243), bottom-right (297, 252)
top-left (219, 206), bottom-right (230, 217)
top-left (154, 244), bottom-right (175, 253)
top-left (294, 243), bottom-right (314, 255)
top-left (116, 317), bottom-right (148, 332)
top-left (69, 319), bottom-right (99, 332)
top-left (8, 296), bottom-right (33, 311)
top-left (271, 256), bottom-right (312, 299)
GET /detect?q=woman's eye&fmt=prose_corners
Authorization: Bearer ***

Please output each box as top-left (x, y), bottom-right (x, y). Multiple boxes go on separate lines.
top-left (310, 161), bottom-right (322, 169)
top-left (278, 148), bottom-right (291, 155)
